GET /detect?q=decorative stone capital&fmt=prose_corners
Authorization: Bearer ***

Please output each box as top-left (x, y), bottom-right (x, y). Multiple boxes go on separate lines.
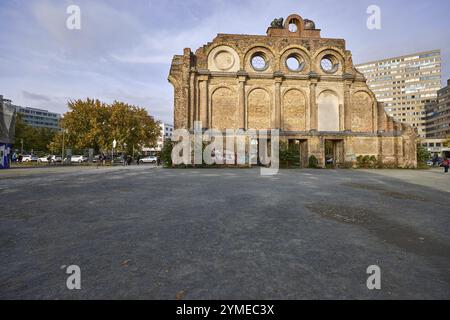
top-left (308, 71), bottom-right (320, 81)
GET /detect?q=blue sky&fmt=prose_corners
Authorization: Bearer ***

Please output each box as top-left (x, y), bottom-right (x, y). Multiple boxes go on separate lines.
top-left (1, 0), bottom-right (449, 124)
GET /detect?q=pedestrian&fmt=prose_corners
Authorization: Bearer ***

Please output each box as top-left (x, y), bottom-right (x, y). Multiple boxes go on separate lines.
top-left (12, 152), bottom-right (17, 163)
top-left (432, 154), bottom-right (438, 167)
top-left (127, 154), bottom-right (132, 166)
top-left (18, 154), bottom-right (23, 163)
top-left (96, 154), bottom-right (102, 168)
top-left (121, 153), bottom-right (126, 166)
top-left (136, 154), bottom-right (140, 165)
top-left (443, 157), bottom-right (449, 173)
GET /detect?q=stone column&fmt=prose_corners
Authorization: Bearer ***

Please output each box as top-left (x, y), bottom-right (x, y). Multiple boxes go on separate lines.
top-left (189, 71), bottom-right (196, 130)
top-left (309, 81), bottom-right (318, 131)
top-left (339, 104), bottom-right (344, 131)
top-left (274, 76), bottom-right (283, 129)
top-left (273, 72), bottom-right (283, 129)
top-left (372, 101), bottom-right (378, 133)
top-left (237, 73), bottom-right (247, 130)
top-left (198, 75), bottom-right (209, 129)
top-left (344, 82), bottom-right (352, 131)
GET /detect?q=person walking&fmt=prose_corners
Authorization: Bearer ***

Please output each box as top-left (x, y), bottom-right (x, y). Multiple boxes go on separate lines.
top-left (443, 157), bottom-right (449, 173)
top-left (96, 154), bottom-right (103, 168)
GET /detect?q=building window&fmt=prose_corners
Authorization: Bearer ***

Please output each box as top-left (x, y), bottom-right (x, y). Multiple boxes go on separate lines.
top-left (251, 53), bottom-right (268, 71)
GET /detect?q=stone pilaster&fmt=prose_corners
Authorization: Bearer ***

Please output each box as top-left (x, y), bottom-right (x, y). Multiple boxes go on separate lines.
top-left (237, 71), bottom-right (247, 130)
top-left (309, 80), bottom-right (318, 131)
top-left (198, 74), bottom-right (209, 129)
top-left (344, 82), bottom-right (352, 131)
top-left (274, 73), bottom-right (283, 129)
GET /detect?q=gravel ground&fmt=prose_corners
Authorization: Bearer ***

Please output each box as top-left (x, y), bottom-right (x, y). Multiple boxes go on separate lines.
top-left (0, 166), bottom-right (449, 299)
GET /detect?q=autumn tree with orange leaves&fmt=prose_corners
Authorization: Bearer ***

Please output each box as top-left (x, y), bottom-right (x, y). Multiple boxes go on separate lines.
top-left (48, 99), bottom-right (160, 155)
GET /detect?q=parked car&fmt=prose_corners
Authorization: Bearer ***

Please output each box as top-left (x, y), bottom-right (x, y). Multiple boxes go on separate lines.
top-left (65, 155), bottom-right (88, 163)
top-left (38, 155), bottom-right (51, 163)
top-left (38, 155), bottom-right (62, 163)
top-left (139, 156), bottom-right (157, 164)
top-left (53, 155), bottom-right (63, 163)
top-left (22, 155), bottom-right (38, 162)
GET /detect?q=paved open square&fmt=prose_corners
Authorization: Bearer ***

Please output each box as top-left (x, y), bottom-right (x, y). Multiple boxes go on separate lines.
top-left (1, 166), bottom-right (449, 299)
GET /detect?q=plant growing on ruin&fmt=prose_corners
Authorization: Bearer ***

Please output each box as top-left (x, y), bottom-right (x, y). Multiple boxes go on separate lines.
top-left (308, 155), bottom-right (319, 168)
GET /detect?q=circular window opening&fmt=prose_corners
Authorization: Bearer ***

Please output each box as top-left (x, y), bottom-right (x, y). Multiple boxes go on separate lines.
top-left (288, 19), bottom-right (298, 32)
top-left (251, 54), bottom-right (267, 71)
top-left (320, 55), bottom-right (339, 73)
top-left (286, 55), bottom-right (305, 72)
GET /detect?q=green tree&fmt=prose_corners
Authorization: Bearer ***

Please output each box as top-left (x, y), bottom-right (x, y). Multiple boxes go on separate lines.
top-left (444, 135), bottom-right (450, 148)
top-left (417, 143), bottom-right (430, 167)
top-left (160, 139), bottom-right (174, 167)
top-left (308, 155), bottom-right (319, 168)
top-left (49, 99), bottom-right (160, 154)
top-left (13, 114), bottom-right (58, 154)
top-left (279, 142), bottom-right (299, 167)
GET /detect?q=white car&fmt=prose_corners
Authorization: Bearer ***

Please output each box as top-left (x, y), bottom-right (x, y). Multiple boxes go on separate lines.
top-left (22, 155), bottom-right (38, 162)
top-left (139, 156), bottom-right (157, 164)
top-left (38, 155), bottom-right (61, 163)
top-left (65, 155), bottom-right (88, 163)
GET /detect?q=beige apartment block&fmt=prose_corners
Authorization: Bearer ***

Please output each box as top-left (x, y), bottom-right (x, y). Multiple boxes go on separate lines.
top-left (168, 13), bottom-right (417, 168)
top-left (426, 79), bottom-right (450, 139)
top-left (356, 50), bottom-right (442, 138)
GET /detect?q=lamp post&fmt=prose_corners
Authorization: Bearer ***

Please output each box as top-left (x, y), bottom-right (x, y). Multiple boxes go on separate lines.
top-left (112, 139), bottom-right (117, 166)
top-left (62, 129), bottom-right (68, 165)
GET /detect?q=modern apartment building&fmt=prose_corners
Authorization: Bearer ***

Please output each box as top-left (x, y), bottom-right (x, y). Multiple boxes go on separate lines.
top-left (15, 106), bottom-right (61, 130)
top-left (0, 95), bottom-right (61, 130)
top-left (355, 50), bottom-right (442, 137)
top-left (426, 79), bottom-right (450, 139)
top-left (142, 122), bottom-right (174, 155)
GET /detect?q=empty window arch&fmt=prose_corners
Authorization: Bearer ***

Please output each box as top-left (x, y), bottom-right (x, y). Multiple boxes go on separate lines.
top-left (318, 90), bottom-right (340, 132)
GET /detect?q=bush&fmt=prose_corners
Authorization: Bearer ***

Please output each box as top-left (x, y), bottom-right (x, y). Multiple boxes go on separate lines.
top-left (356, 155), bottom-right (378, 168)
top-left (308, 155), bottom-right (319, 168)
top-left (378, 160), bottom-right (398, 169)
top-left (339, 161), bottom-right (354, 169)
top-left (279, 142), bottom-right (300, 168)
top-left (160, 139), bottom-right (174, 167)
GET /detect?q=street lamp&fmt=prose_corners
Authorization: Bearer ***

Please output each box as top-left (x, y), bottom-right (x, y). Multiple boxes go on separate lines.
top-left (62, 128), bottom-right (68, 165)
top-left (112, 139), bottom-right (117, 166)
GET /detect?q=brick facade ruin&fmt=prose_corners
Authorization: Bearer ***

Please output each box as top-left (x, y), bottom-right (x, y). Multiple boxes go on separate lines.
top-left (168, 13), bottom-right (417, 167)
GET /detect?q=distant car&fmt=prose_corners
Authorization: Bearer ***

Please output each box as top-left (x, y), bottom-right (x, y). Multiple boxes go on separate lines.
top-left (22, 155), bottom-right (38, 162)
top-left (139, 156), bottom-right (157, 164)
top-left (38, 155), bottom-right (51, 163)
top-left (38, 155), bottom-right (62, 163)
top-left (65, 155), bottom-right (88, 163)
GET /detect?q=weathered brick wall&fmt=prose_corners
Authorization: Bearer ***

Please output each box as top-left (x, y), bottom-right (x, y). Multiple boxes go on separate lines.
top-left (168, 13), bottom-right (418, 167)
